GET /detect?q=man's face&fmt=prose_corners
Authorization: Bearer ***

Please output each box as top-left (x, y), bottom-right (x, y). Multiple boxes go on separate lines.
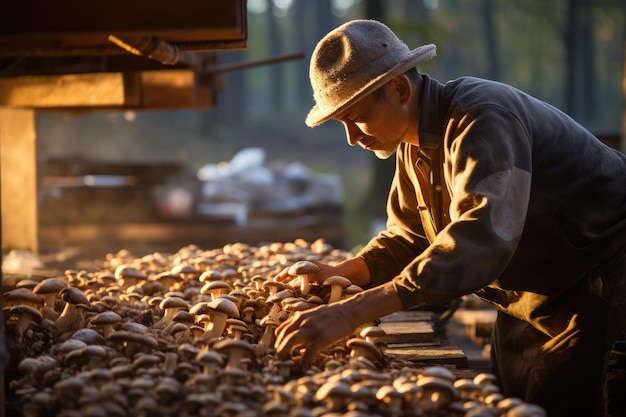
top-left (336, 84), bottom-right (409, 159)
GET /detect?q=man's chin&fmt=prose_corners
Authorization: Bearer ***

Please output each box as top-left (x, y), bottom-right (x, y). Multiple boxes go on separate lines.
top-left (374, 149), bottom-right (396, 160)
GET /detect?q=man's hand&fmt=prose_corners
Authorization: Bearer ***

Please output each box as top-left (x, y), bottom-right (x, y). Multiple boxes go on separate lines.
top-left (274, 301), bottom-right (357, 367)
top-left (274, 282), bottom-right (405, 367)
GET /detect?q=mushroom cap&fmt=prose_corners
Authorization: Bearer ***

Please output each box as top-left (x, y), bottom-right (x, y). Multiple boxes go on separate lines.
top-left (213, 338), bottom-right (255, 356)
top-left (259, 315), bottom-right (280, 327)
top-left (262, 280), bottom-right (289, 292)
top-left (207, 297), bottom-right (240, 319)
top-left (473, 372), bottom-right (498, 386)
top-left (159, 296), bottom-right (190, 310)
top-left (315, 380), bottom-right (351, 401)
top-left (417, 375), bottom-right (459, 398)
top-left (170, 263), bottom-right (197, 275)
top-left (60, 286), bottom-right (89, 305)
top-left (497, 397), bottom-right (525, 413)
top-left (4, 288), bottom-right (43, 306)
top-left (375, 384), bottom-right (403, 401)
top-left (33, 278), bottom-right (68, 295)
top-left (288, 261), bottom-right (320, 276)
top-left (419, 365), bottom-right (456, 382)
top-left (507, 403), bottom-right (548, 417)
top-left (172, 310), bottom-right (195, 324)
top-left (10, 304), bottom-right (43, 323)
top-left (189, 301), bottom-right (210, 315)
top-left (196, 350), bottom-right (224, 366)
top-left (323, 275), bottom-right (352, 288)
top-left (108, 330), bottom-right (159, 349)
top-left (199, 270), bottom-right (223, 283)
top-left (267, 289), bottom-right (295, 304)
top-left (114, 264), bottom-right (145, 280)
top-left (359, 325), bottom-right (386, 339)
top-left (91, 311), bottom-right (123, 326)
top-left (346, 338), bottom-right (383, 362)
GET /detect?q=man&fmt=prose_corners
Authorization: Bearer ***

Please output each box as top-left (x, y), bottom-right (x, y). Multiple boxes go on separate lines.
top-left (273, 19), bottom-right (626, 416)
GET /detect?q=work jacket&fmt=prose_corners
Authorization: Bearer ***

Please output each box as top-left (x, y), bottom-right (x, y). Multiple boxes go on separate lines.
top-left (358, 74), bottom-right (626, 337)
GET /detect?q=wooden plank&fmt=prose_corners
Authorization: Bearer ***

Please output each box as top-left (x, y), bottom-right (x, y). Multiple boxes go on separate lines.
top-left (379, 321), bottom-right (434, 344)
top-left (1, 108), bottom-right (38, 254)
top-left (384, 343), bottom-right (467, 368)
top-left (0, 0), bottom-right (247, 57)
top-left (0, 73), bottom-right (125, 107)
top-left (380, 310), bottom-right (436, 323)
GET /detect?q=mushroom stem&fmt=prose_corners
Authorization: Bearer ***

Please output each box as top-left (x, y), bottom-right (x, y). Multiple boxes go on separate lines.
top-left (328, 285), bottom-right (343, 304)
top-left (202, 311), bottom-right (228, 342)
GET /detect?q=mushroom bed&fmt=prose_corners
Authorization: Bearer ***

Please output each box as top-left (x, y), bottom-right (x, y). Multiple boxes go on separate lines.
top-left (4, 240), bottom-right (546, 417)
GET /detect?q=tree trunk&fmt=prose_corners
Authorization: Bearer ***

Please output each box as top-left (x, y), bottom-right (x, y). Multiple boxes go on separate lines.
top-left (482, 0), bottom-right (499, 80)
top-left (268, 0), bottom-right (284, 111)
top-left (621, 0), bottom-right (626, 153)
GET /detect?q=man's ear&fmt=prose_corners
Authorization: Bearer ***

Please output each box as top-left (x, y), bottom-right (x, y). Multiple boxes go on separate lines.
top-left (389, 74), bottom-right (412, 106)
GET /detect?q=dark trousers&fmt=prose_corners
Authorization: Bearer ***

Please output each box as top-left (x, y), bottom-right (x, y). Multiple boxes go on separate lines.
top-left (491, 251), bottom-right (626, 417)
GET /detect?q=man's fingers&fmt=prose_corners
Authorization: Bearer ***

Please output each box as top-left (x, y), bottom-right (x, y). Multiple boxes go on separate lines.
top-left (273, 266), bottom-right (294, 283)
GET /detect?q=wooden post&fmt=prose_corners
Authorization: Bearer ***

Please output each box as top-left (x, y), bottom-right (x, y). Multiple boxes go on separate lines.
top-left (0, 108), bottom-right (38, 254)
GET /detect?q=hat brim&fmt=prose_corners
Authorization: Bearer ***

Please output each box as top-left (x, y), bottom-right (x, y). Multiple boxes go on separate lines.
top-left (305, 44), bottom-right (436, 127)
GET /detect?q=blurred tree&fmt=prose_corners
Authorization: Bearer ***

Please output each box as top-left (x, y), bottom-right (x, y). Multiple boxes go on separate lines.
top-left (268, 0), bottom-right (285, 111)
top-left (482, 0), bottom-right (500, 80)
top-left (565, 0), bottom-right (596, 122)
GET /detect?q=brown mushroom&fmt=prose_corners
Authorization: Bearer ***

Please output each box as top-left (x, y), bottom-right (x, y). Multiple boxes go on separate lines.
top-left (287, 261), bottom-right (320, 296)
top-left (213, 338), bottom-right (256, 370)
top-left (9, 304), bottom-right (43, 342)
top-left (201, 296), bottom-right (240, 342)
top-left (55, 286), bottom-right (90, 335)
top-left (323, 276), bottom-right (352, 304)
top-left (90, 311), bottom-right (122, 339)
top-left (33, 278), bottom-right (68, 320)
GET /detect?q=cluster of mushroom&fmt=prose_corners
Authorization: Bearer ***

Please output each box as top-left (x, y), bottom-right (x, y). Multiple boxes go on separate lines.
top-left (3, 239), bottom-right (546, 417)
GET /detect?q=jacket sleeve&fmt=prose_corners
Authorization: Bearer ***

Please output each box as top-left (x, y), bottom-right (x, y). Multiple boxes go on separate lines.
top-left (364, 106), bottom-right (533, 309)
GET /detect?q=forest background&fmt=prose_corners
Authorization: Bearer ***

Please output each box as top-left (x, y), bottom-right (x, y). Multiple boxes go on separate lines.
top-left (36, 0), bottom-right (626, 251)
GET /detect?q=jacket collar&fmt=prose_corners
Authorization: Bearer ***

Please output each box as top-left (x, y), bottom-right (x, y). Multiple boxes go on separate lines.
top-left (417, 74), bottom-right (448, 150)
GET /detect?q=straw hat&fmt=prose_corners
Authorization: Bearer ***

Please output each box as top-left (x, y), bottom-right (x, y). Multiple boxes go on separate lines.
top-left (305, 20), bottom-right (436, 127)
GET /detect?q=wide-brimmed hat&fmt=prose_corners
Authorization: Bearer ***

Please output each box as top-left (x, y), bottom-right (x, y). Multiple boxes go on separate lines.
top-left (305, 19), bottom-right (436, 127)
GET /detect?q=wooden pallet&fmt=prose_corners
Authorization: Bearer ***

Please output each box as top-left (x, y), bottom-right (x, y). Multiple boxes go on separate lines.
top-left (380, 310), bottom-right (468, 368)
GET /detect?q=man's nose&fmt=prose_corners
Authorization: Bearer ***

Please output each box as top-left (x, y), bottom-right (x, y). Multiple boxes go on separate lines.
top-left (342, 120), bottom-right (363, 146)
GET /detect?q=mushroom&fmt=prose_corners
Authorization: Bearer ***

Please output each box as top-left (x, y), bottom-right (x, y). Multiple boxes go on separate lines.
top-left (9, 304), bottom-right (43, 343)
top-left (506, 403), bottom-right (548, 417)
top-left (201, 296), bottom-right (240, 342)
top-left (359, 325), bottom-right (386, 347)
top-left (108, 329), bottom-right (158, 357)
top-left (200, 280), bottom-right (233, 300)
top-left (497, 397), bottom-right (525, 414)
top-left (152, 271), bottom-right (184, 294)
top-left (315, 379), bottom-right (352, 413)
top-left (90, 311), bottom-right (122, 339)
top-left (416, 375), bottom-right (460, 412)
top-left (4, 287), bottom-right (43, 309)
top-left (196, 350), bottom-right (224, 375)
top-left (33, 278), bottom-right (68, 320)
top-left (55, 286), bottom-right (90, 335)
top-left (213, 338), bottom-right (256, 370)
top-left (322, 276), bottom-right (352, 304)
top-left (375, 385), bottom-right (404, 417)
top-left (154, 296), bottom-right (190, 329)
top-left (346, 338), bottom-right (383, 364)
top-left (454, 378), bottom-right (483, 401)
top-left (287, 261), bottom-right (320, 296)
top-left (257, 315), bottom-right (280, 353)
top-left (114, 264), bottom-right (146, 290)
